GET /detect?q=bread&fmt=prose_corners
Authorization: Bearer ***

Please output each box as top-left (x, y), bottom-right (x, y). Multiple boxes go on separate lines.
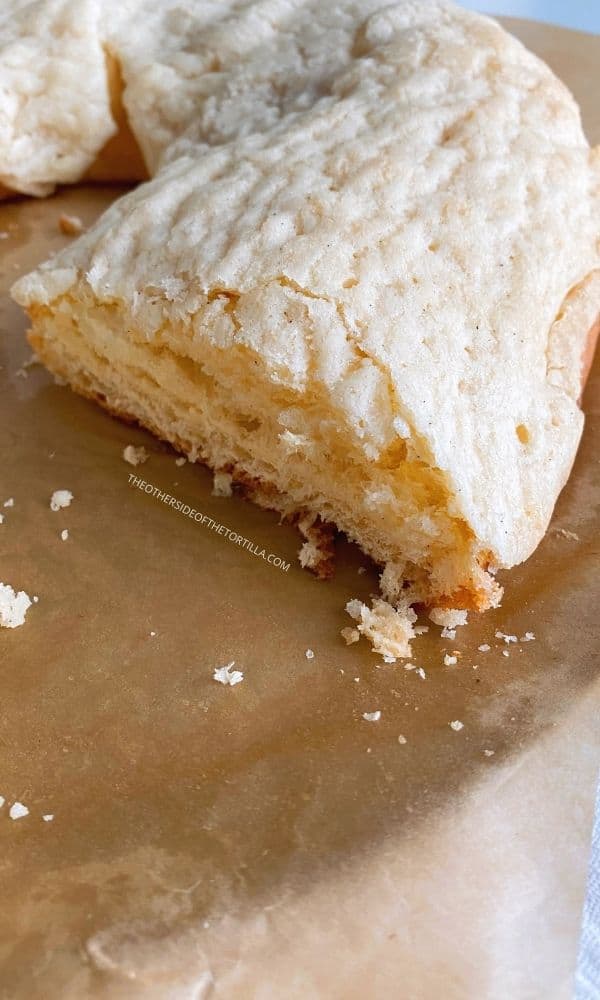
top-left (6, 1), bottom-right (600, 649)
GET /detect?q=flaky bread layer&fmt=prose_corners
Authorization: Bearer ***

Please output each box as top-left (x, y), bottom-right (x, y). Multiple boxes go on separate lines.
top-left (27, 290), bottom-right (502, 612)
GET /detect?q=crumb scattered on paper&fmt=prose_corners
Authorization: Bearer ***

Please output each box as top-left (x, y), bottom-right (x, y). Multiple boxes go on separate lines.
top-left (9, 802), bottom-right (29, 820)
top-left (58, 213), bottom-right (84, 235)
top-left (0, 796), bottom-right (5, 808)
top-left (50, 490), bottom-right (73, 511)
top-left (416, 667), bottom-right (426, 680)
top-left (502, 649), bottom-right (510, 657)
top-left (495, 630), bottom-right (517, 644)
top-left (398, 735), bottom-right (407, 744)
top-left (483, 750), bottom-right (495, 757)
top-left (0, 583), bottom-right (32, 628)
top-left (450, 720), bottom-right (464, 732)
top-left (15, 355), bottom-right (41, 378)
top-left (3, 498), bottom-right (14, 508)
top-left (60, 528), bottom-right (69, 541)
top-left (305, 648), bottom-right (315, 660)
top-left (440, 626), bottom-right (456, 640)
top-left (521, 632), bottom-right (535, 642)
top-left (0, 514), bottom-right (4, 524)
top-left (212, 471), bottom-right (233, 497)
top-left (43, 814), bottom-right (54, 822)
top-left (123, 444), bottom-right (149, 466)
top-left (478, 643), bottom-right (491, 652)
top-left (175, 456), bottom-right (187, 467)
top-left (443, 654), bottom-right (457, 666)
top-left (553, 527), bottom-right (580, 541)
top-left (413, 625), bottom-right (429, 635)
top-left (362, 711), bottom-right (381, 722)
top-left (341, 626), bottom-right (360, 645)
top-left (346, 597), bottom-right (415, 661)
top-left (213, 662), bottom-right (244, 686)
top-left (430, 608), bottom-right (468, 628)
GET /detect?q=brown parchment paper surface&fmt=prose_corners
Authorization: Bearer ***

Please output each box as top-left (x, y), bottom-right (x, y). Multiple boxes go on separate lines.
top-left (0, 18), bottom-right (598, 1000)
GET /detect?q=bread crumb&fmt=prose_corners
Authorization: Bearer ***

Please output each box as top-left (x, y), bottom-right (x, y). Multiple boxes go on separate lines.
top-left (42, 814), bottom-right (54, 822)
top-left (478, 643), bottom-right (491, 652)
top-left (0, 796), bottom-right (4, 808)
top-left (449, 720), bottom-right (464, 732)
top-left (0, 514), bottom-right (4, 524)
top-left (60, 528), bottom-right (69, 541)
top-left (3, 498), bottom-right (14, 508)
top-left (150, 631), bottom-right (156, 637)
top-left (483, 750), bottom-right (495, 757)
top-left (398, 734), bottom-right (407, 744)
top-left (9, 801), bottom-right (29, 820)
top-left (58, 213), bottom-right (84, 236)
top-left (495, 630), bottom-right (517, 643)
top-left (341, 626), bottom-right (360, 645)
top-left (50, 490), bottom-right (73, 511)
top-left (357, 566), bottom-right (366, 575)
top-left (416, 667), bottom-right (426, 680)
top-left (444, 654), bottom-right (457, 666)
top-left (502, 649), bottom-right (510, 657)
top-left (213, 661), bottom-right (244, 686)
top-left (32, 595), bottom-right (39, 603)
top-left (346, 597), bottom-right (416, 661)
top-left (305, 648), bottom-right (315, 660)
top-left (212, 471), bottom-right (233, 497)
top-left (0, 583), bottom-right (32, 628)
top-left (521, 632), bottom-right (535, 642)
top-left (175, 456), bottom-right (187, 467)
top-left (123, 444), bottom-right (149, 466)
top-left (554, 528), bottom-right (580, 541)
top-left (413, 625), bottom-right (429, 635)
top-left (430, 608), bottom-right (468, 628)
top-left (440, 626), bottom-right (456, 640)
top-left (403, 662), bottom-right (416, 671)
top-left (362, 711), bottom-right (381, 722)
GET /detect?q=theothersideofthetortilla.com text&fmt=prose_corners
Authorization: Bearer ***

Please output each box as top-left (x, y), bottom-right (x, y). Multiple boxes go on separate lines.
top-left (127, 473), bottom-right (291, 572)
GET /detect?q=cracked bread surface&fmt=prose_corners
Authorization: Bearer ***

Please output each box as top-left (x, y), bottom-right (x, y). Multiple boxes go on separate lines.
top-left (6, 0), bottom-right (600, 620)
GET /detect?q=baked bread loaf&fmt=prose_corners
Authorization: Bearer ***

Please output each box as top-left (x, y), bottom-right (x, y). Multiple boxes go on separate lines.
top-left (6, 1), bottom-right (600, 653)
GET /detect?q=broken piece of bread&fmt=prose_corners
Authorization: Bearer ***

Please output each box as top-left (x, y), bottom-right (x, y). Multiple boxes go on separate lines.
top-left (5, 1), bottom-right (600, 651)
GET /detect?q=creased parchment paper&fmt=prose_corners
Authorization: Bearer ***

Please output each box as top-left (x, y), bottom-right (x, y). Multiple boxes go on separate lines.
top-left (0, 17), bottom-right (598, 1000)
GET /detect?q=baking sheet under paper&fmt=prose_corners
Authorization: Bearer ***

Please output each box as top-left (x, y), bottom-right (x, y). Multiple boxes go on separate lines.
top-left (0, 17), bottom-right (598, 1000)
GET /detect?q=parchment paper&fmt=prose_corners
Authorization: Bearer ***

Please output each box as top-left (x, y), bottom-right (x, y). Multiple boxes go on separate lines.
top-left (0, 17), bottom-right (598, 1000)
